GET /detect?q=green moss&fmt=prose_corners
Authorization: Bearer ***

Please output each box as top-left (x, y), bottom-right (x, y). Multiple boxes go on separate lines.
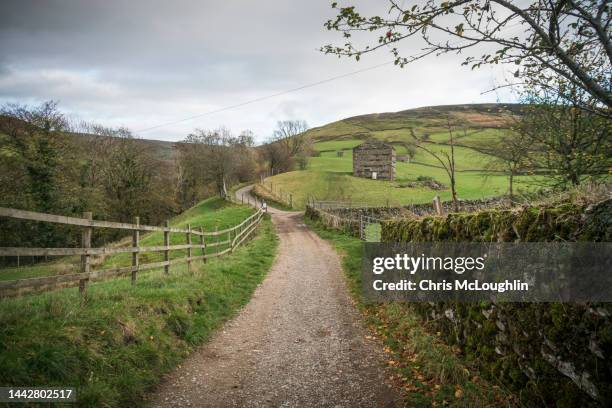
top-left (380, 199), bottom-right (612, 406)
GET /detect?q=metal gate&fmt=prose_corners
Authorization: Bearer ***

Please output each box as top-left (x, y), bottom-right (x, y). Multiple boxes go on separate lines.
top-left (359, 215), bottom-right (382, 242)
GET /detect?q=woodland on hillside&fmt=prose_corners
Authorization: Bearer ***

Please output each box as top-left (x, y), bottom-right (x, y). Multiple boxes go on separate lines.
top-left (0, 103), bottom-right (312, 258)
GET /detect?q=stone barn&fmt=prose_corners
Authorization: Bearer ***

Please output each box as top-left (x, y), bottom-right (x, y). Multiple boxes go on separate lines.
top-left (352, 140), bottom-right (396, 180)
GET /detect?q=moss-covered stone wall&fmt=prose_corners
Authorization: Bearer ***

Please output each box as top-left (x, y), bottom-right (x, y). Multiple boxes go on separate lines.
top-left (381, 199), bottom-right (612, 407)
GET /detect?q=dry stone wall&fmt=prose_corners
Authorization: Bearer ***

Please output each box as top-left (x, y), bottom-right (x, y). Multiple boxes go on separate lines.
top-left (381, 199), bottom-right (612, 407)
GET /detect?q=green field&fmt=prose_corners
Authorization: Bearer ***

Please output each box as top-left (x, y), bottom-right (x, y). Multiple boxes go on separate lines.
top-left (0, 197), bottom-right (278, 407)
top-left (265, 104), bottom-right (540, 209)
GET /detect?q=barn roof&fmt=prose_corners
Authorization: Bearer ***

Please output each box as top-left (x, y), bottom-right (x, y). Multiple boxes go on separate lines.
top-left (353, 140), bottom-right (395, 151)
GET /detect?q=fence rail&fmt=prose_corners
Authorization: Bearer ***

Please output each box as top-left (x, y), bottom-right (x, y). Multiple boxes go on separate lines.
top-left (256, 181), bottom-right (293, 208)
top-left (0, 207), bottom-right (242, 236)
top-left (0, 205), bottom-right (265, 298)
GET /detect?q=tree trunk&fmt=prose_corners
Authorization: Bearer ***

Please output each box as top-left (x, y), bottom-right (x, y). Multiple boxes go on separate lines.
top-left (570, 170), bottom-right (580, 186)
top-left (450, 178), bottom-right (458, 212)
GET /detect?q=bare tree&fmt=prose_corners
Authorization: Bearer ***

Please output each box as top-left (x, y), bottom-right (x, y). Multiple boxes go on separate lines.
top-left (180, 127), bottom-right (253, 197)
top-left (267, 120), bottom-right (313, 172)
top-left (234, 130), bottom-right (258, 182)
top-left (323, 1), bottom-right (611, 113)
top-left (88, 127), bottom-right (175, 224)
top-left (272, 120), bottom-right (310, 156)
top-left (481, 130), bottom-right (532, 197)
top-left (260, 141), bottom-right (295, 174)
top-left (410, 120), bottom-right (460, 211)
top-left (516, 94), bottom-right (610, 187)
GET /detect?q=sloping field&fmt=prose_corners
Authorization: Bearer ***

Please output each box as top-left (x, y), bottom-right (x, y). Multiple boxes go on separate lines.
top-left (267, 104), bottom-right (539, 208)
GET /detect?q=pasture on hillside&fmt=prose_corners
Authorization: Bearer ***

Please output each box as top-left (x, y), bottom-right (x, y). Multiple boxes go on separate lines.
top-left (264, 104), bottom-right (543, 209)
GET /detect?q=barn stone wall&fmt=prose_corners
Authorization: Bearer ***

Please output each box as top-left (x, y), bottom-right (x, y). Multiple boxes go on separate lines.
top-left (352, 141), bottom-right (396, 180)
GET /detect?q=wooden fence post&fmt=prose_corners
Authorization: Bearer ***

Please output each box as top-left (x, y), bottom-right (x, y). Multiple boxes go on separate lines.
top-left (131, 216), bottom-right (139, 285)
top-left (0, 207), bottom-right (270, 297)
top-left (289, 193), bottom-right (293, 209)
top-left (199, 226), bottom-right (205, 263)
top-left (433, 196), bottom-right (443, 216)
top-left (186, 224), bottom-right (192, 274)
top-left (164, 220), bottom-right (170, 274)
top-left (80, 211), bottom-right (92, 295)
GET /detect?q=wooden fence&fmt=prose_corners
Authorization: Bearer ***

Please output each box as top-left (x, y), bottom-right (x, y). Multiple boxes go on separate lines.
top-left (257, 181), bottom-right (293, 208)
top-left (0, 206), bottom-right (265, 298)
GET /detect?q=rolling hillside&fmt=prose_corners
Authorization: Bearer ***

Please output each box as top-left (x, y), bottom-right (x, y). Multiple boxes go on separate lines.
top-left (0, 114), bottom-right (178, 162)
top-left (266, 103), bottom-right (541, 208)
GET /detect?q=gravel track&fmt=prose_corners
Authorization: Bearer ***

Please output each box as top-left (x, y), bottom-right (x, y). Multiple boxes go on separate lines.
top-left (149, 186), bottom-right (400, 407)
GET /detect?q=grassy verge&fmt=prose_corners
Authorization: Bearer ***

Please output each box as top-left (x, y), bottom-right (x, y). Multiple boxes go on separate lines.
top-left (0, 198), bottom-right (278, 407)
top-left (304, 218), bottom-right (516, 407)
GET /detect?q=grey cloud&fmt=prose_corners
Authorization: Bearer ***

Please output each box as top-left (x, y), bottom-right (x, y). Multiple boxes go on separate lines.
top-left (0, 0), bottom-right (513, 142)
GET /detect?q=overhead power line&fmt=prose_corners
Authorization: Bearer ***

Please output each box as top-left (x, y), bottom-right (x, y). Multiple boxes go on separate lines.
top-left (135, 18), bottom-right (529, 134)
top-left (135, 60), bottom-right (394, 133)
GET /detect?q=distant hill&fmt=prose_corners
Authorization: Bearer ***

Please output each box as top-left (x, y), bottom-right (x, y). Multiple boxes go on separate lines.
top-left (0, 115), bottom-right (176, 160)
top-left (304, 103), bottom-right (523, 143)
top-left (66, 132), bottom-right (178, 162)
top-left (263, 103), bottom-right (538, 209)
top-left (0, 114), bottom-right (178, 163)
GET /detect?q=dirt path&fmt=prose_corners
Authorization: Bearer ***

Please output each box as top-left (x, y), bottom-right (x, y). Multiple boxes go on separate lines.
top-left (149, 186), bottom-right (399, 407)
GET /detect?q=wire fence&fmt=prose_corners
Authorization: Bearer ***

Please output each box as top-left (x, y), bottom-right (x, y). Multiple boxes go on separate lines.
top-left (308, 200), bottom-right (371, 210)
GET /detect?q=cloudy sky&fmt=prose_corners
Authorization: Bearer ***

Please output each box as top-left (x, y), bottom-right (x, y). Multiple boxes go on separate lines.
top-left (0, 0), bottom-right (515, 143)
